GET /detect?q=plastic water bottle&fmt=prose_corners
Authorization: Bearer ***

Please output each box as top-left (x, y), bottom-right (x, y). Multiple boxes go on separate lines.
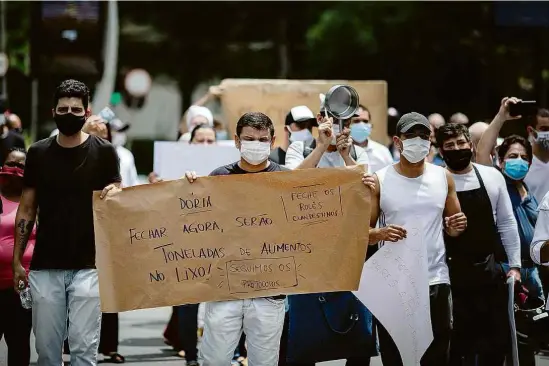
top-left (18, 280), bottom-right (32, 309)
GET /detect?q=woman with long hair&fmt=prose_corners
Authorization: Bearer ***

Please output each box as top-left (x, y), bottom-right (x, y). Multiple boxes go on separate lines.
top-left (0, 148), bottom-right (36, 366)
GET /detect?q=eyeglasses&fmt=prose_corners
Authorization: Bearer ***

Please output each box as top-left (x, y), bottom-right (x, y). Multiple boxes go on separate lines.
top-left (56, 106), bottom-right (85, 115)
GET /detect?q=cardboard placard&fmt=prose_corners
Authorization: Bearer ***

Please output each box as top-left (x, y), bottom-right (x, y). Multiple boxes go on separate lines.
top-left (219, 79), bottom-right (388, 146)
top-left (93, 166), bottom-right (370, 312)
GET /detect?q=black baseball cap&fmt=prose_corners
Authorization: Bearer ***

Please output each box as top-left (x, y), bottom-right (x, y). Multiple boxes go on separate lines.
top-left (396, 112), bottom-right (430, 134)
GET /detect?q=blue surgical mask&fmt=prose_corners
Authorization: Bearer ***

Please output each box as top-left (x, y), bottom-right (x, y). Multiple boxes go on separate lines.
top-left (503, 158), bottom-right (529, 181)
top-left (216, 130), bottom-right (229, 140)
top-left (350, 122), bottom-right (372, 143)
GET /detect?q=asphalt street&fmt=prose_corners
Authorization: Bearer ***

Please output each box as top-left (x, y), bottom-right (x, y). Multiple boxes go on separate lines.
top-left (2, 306), bottom-right (549, 366)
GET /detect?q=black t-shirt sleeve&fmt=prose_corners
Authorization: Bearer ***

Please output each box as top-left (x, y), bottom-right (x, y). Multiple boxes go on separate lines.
top-left (15, 134), bottom-right (26, 149)
top-left (101, 143), bottom-right (122, 185)
top-left (23, 145), bottom-right (39, 188)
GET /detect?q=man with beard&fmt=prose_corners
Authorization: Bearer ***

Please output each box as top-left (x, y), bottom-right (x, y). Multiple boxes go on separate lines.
top-left (435, 123), bottom-right (521, 365)
top-left (12, 79), bottom-right (121, 366)
top-left (368, 112), bottom-right (466, 366)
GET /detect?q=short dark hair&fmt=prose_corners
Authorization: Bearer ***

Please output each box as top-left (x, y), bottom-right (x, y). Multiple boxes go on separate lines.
top-left (53, 79), bottom-right (90, 109)
top-left (190, 123), bottom-right (215, 144)
top-left (435, 123), bottom-right (471, 148)
top-left (8, 147), bottom-right (26, 155)
top-left (538, 108), bottom-right (549, 119)
top-left (497, 134), bottom-right (533, 163)
top-left (236, 112), bottom-right (274, 138)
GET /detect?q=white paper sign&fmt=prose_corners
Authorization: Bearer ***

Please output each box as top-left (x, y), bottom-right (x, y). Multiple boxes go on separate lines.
top-left (353, 221), bottom-right (433, 365)
top-left (153, 142), bottom-right (241, 180)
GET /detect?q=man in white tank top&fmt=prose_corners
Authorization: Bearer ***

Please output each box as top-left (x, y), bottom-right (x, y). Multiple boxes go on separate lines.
top-left (368, 112), bottom-right (467, 366)
top-left (435, 123), bottom-right (521, 365)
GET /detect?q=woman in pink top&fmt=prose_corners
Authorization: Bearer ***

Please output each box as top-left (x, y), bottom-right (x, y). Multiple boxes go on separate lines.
top-left (0, 148), bottom-right (35, 366)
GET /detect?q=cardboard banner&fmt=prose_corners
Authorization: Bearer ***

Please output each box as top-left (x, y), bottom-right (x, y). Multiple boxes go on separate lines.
top-left (93, 166), bottom-right (370, 312)
top-left (219, 79), bottom-right (388, 146)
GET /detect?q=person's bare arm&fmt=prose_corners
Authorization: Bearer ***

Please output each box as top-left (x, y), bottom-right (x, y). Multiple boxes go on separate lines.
top-left (443, 171), bottom-right (466, 237)
top-left (12, 187), bottom-right (38, 288)
top-left (476, 97), bottom-right (521, 166)
top-left (179, 86), bottom-right (223, 134)
top-left (366, 174), bottom-right (408, 244)
top-left (368, 175), bottom-right (384, 244)
top-left (296, 119), bottom-right (332, 170)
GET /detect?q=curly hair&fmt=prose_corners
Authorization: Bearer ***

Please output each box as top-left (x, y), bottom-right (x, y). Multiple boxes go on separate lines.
top-left (53, 79), bottom-right (90, 109)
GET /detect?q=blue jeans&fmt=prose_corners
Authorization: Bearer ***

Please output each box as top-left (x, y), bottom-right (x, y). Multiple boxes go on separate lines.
top-left (502, 264), bottom-right (545, 302)
top-left (29, 269), bottom-right (101, 366)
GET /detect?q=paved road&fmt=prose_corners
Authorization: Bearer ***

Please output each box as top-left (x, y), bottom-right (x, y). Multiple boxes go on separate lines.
top-left (2, 306), bottom-right (549, 366)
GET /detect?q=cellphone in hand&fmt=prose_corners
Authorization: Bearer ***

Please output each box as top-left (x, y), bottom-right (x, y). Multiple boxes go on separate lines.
top-left (509, 100), bottom-right (537, 118)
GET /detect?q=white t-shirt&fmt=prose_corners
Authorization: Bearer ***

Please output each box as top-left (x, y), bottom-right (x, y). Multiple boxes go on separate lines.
top-left (376, 163), bottom-right (449, 285)
top-left (116, 145), bottom-right (140, 188)
top-left (450, 163), bottom-right (521, 268)
top-left (285, 141), bottom-right (370, 171)
top-left (363, 139), bottom-right (394, 173)
top-left (530, 190), bottom-right (549, 266)
top-left (524, 155), bottom-right (549, 204)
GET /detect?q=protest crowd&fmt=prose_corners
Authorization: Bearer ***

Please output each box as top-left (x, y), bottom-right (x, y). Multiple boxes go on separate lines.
top-left (4, 77), bottom-right (549, 366)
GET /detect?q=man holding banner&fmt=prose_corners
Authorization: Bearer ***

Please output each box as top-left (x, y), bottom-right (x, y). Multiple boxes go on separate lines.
top-left (185, 112), bottom-right (289, 366)
top-left (182, 111), bottom-right (375, 366)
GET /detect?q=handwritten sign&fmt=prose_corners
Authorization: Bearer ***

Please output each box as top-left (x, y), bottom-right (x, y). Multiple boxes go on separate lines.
top-left (219, 79), bottom-right (389, 147)
top-left (93, 166), bottom-right (370, 312)
top-left (353, 220), bottom-right (432, 365)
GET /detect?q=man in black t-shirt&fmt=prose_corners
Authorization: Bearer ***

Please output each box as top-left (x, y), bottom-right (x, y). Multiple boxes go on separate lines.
top-left (185, 112), bottom-right (287, 366)
top-left (12, 79), bottom-right (121, 366)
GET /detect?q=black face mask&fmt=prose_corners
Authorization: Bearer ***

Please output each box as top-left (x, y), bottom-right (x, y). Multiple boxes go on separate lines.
top-left (442, 148), bottom-right (473, 171)
top-left (54, 113), bottom-right (86, 137)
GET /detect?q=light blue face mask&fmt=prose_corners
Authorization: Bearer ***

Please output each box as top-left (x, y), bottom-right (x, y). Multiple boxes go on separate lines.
top-left (216, 130), bottom-right (229, 140)
top-left (350, 122), bottom-right (372, 143)
top-left (503, 157), bottom-right (529, 181)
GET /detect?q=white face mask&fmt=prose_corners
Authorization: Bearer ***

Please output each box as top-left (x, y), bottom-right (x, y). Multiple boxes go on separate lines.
top-left (289, 128), bottom-right (313, 144)
top-left (533, 130), bottom-right (549, 150)
top-left (240, 140), bottom-right (271, 165)
top-left (331, 124), bottom-right (340, 145)
top-left (400, 137), bottom-right (430, 163)
top-left (112, 132), bottom-right (127, 147)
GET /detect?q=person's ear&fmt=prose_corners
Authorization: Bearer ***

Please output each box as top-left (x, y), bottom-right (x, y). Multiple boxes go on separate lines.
top-left (527, 126), bottom-right (535, 137)
top-left (85, 108), bottom-right (92, 119)
top-left (51, 108), bottom-right (55, 118)
top-left (270, 135), bottom-right (276, 149)
top-left (393, 136), bottom-right (403, 152)
top-left (234, 134), bottom-right (240, 150)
